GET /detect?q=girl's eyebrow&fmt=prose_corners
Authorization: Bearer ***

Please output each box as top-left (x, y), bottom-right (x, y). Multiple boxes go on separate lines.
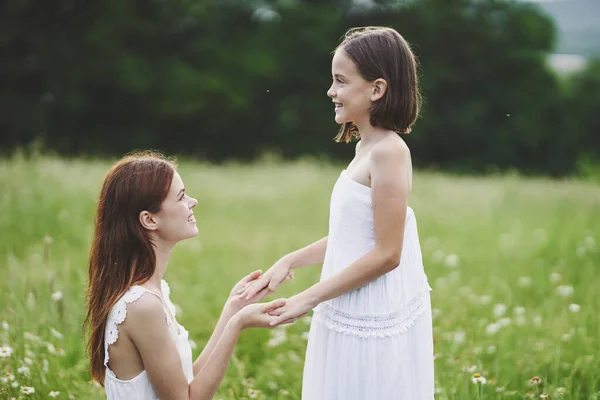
top-left (177, 188), bottom-right (185, 197)
top-left (333, 73), bottom-right (347, 79)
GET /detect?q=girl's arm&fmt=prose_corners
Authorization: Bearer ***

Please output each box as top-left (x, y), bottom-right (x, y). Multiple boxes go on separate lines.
top-left (285, 236), bottom-right (329, 270)
top-left (269, 140), bottom-right (411, 324)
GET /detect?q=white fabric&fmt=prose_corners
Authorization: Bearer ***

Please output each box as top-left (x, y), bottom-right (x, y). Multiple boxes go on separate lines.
top-left (104, 280), bottom-right (194, 400)
top-left (302, 170), bottom-right (435, 400)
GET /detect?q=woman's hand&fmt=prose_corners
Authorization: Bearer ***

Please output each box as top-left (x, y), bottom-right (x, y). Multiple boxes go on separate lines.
top-left (233, 298), bottom-right (304, 329)
top-left (238, 257), bottom-right (295, 300)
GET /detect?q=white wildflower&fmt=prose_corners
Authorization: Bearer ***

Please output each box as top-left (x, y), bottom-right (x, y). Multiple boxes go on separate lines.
top-left (431, 250), bottom-right (445, 262)
top-left (267, 328), bottom-right (287, 348)
top-left (472, 373), bottom-right (487, 385)
top-left (23, 357), bottom-right (33, 366)
top-left (452, 331), bottom-right (465, 344)
top-left (288, 351), bottom-right (301, 363)
top-left (49, 391), bottom-right (60, 398)
top-left (444, 254), bottom-right (459, 268)
top-left (493, 304), bottom-right (507, 318)
top-left (51, 328), bottom-right (63, 340)
top-left (513, 306), bottom-right (526, 316)
top-left (479, 295), bottom-right (492, 305)
top-left (556, 285), bottom-right (574, 297)
top-left (20, 386), bottom-right (35, 395)
top-left (51, 291), bottom-right (63, 302)
top-left (518, 276), bottom-right (532, 288)
top-left (569, 304), bottom-right (580, 313)
top-left (17, 365), bottom-right (30, 376)
top-left (0, 345), bottom-right (13, 358)
top-left (486, 323), bottom-right (501, 335)
top-left (550, 272), bottom-right (562, 283)
top-left (23, 332), bottom-right (41, 343)
top-left (1, 321), bottom-right (8, 330)
top-left (487, 345), bottom-right (497, 354)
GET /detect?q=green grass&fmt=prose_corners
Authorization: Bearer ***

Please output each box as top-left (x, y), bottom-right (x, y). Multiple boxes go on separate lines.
top-left (0, 154), bottom-right (599, 399)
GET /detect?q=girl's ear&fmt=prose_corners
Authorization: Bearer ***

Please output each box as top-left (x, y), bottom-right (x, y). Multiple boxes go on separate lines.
top-left (139, 211), bottom-right (158, 231)
top-left (371, 78), bottom-right (387, 102)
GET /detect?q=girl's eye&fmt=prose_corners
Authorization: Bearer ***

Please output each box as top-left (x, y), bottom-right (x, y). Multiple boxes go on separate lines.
top-left (180, 193), bottom-right (185, 201)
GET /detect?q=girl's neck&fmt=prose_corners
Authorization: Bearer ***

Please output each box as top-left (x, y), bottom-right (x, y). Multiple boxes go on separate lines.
top-left (355, 120), bottom-right (392, 147)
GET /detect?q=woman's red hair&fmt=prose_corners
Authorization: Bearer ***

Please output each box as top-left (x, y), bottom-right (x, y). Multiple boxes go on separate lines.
top-left (83, 151), bottom-right (176, 384)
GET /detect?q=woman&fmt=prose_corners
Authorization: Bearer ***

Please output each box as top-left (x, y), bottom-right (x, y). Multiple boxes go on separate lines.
top-left (84, 151), bottom-right (298, 399)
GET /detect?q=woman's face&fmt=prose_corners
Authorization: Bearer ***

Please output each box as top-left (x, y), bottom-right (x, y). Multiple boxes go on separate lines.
top-left (151, 171), bottom-right (198, 244)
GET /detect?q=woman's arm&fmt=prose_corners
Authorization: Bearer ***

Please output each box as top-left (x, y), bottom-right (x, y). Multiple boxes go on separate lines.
top-left (126, 294), bottom-right (289, 400)
top-left (192, 270), bottom-right (274, 374)
top-left (269, 140), bottom-right (411, 324)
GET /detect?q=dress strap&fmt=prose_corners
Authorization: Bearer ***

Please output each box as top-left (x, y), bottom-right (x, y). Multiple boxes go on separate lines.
top-left (103, 286), bottom-right (165, 368)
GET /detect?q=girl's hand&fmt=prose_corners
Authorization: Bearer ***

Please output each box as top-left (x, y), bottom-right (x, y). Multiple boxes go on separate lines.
top-left (267, 294), bottom-right (314, 326)
top-left (233, 299), bottom-right (304, 329)
top-left (238, 258), bottom-right (294, 300)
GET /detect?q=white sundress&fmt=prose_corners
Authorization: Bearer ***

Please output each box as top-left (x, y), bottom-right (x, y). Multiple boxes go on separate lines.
top-left (104, 280), bottom-right (194, 399)
top-left (302, 170), bottom-right (435, 400)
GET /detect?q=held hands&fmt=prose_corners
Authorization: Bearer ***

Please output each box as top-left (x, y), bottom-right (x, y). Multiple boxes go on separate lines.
top-left (267, 293), bottom-right (315, 327)
top-left (234, 298), bottom-right (306, 329)
top-left (238, 257), bottom-right (294, 301)
top-left (226, 269), bottom-right (293, 313)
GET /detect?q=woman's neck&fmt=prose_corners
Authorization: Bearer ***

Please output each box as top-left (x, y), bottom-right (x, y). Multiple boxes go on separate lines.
top-left (145, 238), bottom-right (175, 292)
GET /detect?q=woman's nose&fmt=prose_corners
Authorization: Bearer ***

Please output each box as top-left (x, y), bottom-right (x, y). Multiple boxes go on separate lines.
top-left (190, 197), bottom-right (198, 209)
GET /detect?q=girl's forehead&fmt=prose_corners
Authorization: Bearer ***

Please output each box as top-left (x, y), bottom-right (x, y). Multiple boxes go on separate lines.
top-left (332, 50), bottom-right (355, 72)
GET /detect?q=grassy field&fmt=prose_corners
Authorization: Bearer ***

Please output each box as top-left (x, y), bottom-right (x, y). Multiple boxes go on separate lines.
top-left (0, 154), bottom-right (599, 399)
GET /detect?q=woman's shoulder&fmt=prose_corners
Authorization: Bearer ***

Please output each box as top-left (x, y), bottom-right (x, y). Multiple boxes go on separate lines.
top-left (117, 290), bottom-right (166, 335)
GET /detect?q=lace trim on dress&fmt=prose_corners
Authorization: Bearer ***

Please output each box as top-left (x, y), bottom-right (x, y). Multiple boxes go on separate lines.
top-left (313, 288), bottom-right (431, 339)
top-left (104, 286), bottom-right (157, 367)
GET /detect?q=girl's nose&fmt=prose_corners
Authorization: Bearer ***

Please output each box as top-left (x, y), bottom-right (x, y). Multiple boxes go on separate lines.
top-left (327, 85), bottom-right (336, 98)
top-left (190, 197), bottom-right (198, 209)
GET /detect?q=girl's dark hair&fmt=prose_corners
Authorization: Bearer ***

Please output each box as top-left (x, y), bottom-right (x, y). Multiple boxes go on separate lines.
top-left (334, 26), bottom-right (422, 143)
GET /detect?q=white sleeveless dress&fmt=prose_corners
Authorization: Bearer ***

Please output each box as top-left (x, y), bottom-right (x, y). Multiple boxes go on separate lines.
top-left (302, 170), bottom-right (435, 400)
top-left (104, 280), bottom-right (194, 399)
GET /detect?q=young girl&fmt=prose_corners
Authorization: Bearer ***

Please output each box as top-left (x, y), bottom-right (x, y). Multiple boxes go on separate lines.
top-left (84, 152), bottom-right (297, 400)
top-left (240, 27), bottom-right (434, 399)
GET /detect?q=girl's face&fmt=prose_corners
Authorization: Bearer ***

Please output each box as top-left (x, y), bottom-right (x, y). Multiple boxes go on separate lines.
top-left (150, 172), bottom-right (198, 244)
top-left (327, 49), bottom-right (373, 126)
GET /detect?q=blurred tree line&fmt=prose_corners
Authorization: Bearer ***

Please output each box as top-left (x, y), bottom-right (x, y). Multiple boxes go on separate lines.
top-left (1, 0), bottom-right (598, 176)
